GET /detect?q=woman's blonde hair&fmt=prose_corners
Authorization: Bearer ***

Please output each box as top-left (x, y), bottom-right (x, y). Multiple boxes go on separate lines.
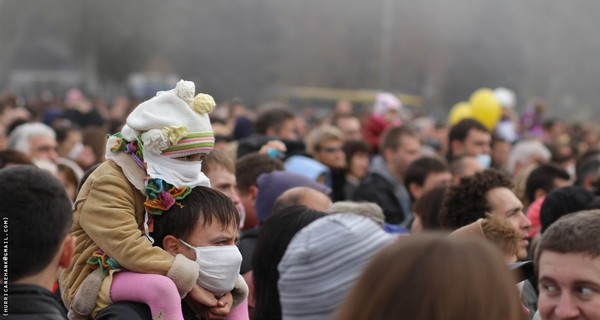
top-left (335, 234), bottom-right (525, 320)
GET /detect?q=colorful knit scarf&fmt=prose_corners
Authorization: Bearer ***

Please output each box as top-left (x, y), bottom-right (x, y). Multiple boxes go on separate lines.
top-left (109, 133), bottom-right (193, 218)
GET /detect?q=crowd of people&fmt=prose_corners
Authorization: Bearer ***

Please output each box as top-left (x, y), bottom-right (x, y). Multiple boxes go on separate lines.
top-left (3, 81), bottom-right (600, 320)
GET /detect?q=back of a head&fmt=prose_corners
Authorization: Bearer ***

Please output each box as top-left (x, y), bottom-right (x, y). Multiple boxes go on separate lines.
top-left (278, 214), bottom-right (393, 320)
top-left (507, 140), bottom-right (551, 175)
top-left (540, 186), bottom-right (600, 233)
top-left (255, 171), bottom-right (331, 224)
top-left (414, 185), bottom-right (448, 231)
top-left (2, 166), bottom-right (72, 281)
top-left (440, 169), bottom-right (513, 230)
top-left (536, 210), bottom-right (600, 268)
top-left (235, 152), bottom-right (284, 194)
top-left (252, 205), bottom-right (327, 320)
top-left (326, 201), bottom-right (385, 227)
top-left (449, 155), bottom-right (481, 178)
top-left (335, 234), bottom-right (524, 320)
top-left (525, 163), bottom-right (570, 204)
top-left (273, 186), bottom-right (332, 214)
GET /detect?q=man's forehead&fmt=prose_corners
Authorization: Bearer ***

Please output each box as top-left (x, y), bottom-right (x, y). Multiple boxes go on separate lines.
top-left (486, 187), bottom-right (520, 206)
top-left (467, 129), bottom-right (490, 140)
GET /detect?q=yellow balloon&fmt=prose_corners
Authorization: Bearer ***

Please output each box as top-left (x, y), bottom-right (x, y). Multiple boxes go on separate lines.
top-left (469, 88), bottom-right (502, 131)
top-left (448, 102), bottom-right (472, 125)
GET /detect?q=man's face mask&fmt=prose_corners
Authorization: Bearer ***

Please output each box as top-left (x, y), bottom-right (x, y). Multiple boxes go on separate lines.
top-left (477, 154), bottom-right (492, 169)
top-left (180, 240), bottom-right (242, 297)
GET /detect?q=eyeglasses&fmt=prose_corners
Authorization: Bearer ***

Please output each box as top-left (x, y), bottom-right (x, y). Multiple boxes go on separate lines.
top-left (318, 146), bottom-right (344, 153)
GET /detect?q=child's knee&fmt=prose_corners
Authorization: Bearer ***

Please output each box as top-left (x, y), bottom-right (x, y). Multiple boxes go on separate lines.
top-left (145, 275), bottom-right (179, 300)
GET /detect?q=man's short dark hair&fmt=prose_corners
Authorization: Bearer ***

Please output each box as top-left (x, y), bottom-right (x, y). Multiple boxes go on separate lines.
top-left (535, 210), bottom-right (600, 271)
top-left (151, 186), bottom-right (240, 247)
top-left (539, 186), bottom-right (600, 233)
top-left (235, 152), bottom-right (284, 194)
top-left (3, 166), bottom-right (72, 281)
top-left (525, 164), bottom-right (570, 204)
top-left (404, 157), bottom-right (449, 200)
top-left (254, 108), bottom-right (295, 136)
top-left (440, 169), bottom-right (513, 230)
top-left (379, 126), bottom-right (417, 154)
top-left (447, 119), bottom-right (488, 158)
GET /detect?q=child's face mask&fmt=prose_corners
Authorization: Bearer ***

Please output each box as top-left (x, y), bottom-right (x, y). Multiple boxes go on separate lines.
top-left (180, 240), bottom-right (242, 297)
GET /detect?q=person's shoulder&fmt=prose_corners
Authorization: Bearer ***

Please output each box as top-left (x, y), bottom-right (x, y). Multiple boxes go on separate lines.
top-left (358, 172), bottom-right (392, 189)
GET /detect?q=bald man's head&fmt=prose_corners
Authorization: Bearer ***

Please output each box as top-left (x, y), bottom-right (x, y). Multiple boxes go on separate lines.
top-left (272, 187), bottom-right (332, 214)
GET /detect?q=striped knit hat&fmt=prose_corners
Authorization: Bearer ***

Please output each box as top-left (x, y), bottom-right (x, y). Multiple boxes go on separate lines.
top-left (121, 80), bottom-right (215, 158)
top-left (278, 214), bottom-right (394, 320)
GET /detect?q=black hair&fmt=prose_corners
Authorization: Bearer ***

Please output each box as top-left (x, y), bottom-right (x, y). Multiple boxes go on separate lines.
top-left (540, 186), bottom-right (600, 233)
top-left (2, 166), bottom-right (72, 281)
top-left (525, 164), bottom-right (570, 204)
top-left (151, 186), bottom-right (240, 247)
top-left (252, 205), bottom-right (326, 320)
top-left (404, 156), bottom-right (449, 201)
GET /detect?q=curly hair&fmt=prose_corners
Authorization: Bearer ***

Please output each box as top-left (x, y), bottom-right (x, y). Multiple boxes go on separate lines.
top-left (440, 169), bottom-right (513, 230)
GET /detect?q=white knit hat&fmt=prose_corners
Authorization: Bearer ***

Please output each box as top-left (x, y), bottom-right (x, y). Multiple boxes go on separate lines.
top-left (121, 80), bottom-right (216, 158)
top-left (373, 92), bottom-right (402, 116)
top-left (278, 214), bottom-right (394, 320)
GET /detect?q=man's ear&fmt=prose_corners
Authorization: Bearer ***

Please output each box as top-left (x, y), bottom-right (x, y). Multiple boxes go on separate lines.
top-left (383, 148), bottom-right (393, 162)
top-left (163, 235), bottom-right (181, 256)
top-left (450, 140), bottom-right (463, 156)
top-left (249, 185), bottom-right (259, 201)
top-left (58, 235), bottom-right (75, 269)
top-left (408, 183), bottom-right (422, 202)
top-left (583, 175), bottom-right (594, 189)
top-left (534, 188), bottom-right (546, 200)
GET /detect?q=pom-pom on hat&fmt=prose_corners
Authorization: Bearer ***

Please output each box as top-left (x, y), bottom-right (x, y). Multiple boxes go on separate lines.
top-left (121, 80), bottom-right (216, 158)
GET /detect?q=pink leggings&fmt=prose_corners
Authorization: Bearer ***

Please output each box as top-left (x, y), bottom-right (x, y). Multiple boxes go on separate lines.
top-left (111, 271), bottom-right (183, 320)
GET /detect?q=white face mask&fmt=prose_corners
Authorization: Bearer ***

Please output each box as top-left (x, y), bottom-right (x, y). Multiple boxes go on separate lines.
top-left (180, 240), bottom-right (242, 297)
top-left (68, 142), bottom-right (84, 160)
top-left (477, 154), bottom-right (492, 169)
top-left (143, 149), bottom-right (211, 188)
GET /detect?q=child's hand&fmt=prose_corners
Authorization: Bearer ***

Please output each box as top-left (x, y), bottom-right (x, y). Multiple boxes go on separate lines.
top-left (202, 292), bottom-right (232, 320)
top-left (186, 283), bottom-right (219, 311)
